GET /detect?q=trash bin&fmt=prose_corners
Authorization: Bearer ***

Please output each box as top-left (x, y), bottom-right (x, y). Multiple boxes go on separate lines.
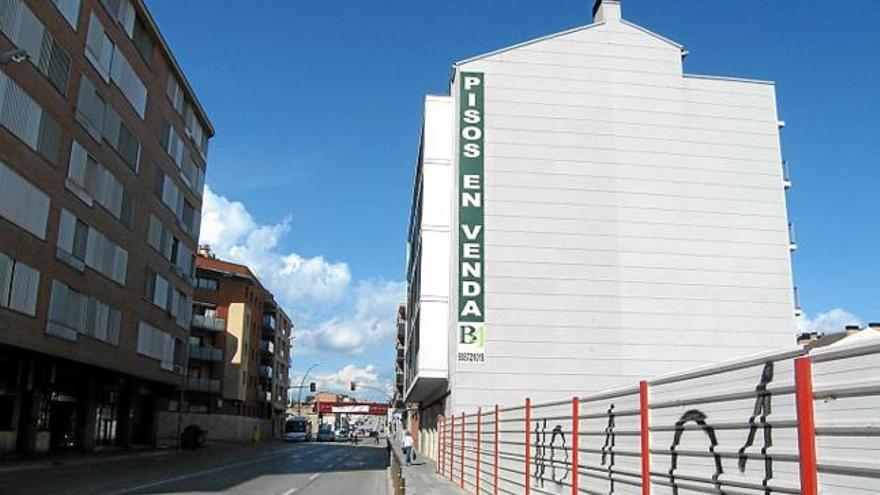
top-left (181, 425), bottom-right (207, 449)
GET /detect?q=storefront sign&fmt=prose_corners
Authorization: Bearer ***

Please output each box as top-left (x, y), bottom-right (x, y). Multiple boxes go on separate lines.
top-left (457, 72), bottom-right (486, 364)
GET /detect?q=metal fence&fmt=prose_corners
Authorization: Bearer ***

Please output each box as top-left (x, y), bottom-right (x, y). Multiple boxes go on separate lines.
top-left (437, 339), bottom-right (880, 495)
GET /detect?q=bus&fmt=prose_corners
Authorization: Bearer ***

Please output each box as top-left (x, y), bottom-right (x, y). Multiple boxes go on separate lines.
top-left (283, 416), bottom-right (311, 442)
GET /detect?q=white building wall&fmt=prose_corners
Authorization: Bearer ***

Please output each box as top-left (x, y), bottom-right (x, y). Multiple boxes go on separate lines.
top-left (448, 12), bottom-right (795, 412)
top-left (405, 96), bottom-right (453, 399)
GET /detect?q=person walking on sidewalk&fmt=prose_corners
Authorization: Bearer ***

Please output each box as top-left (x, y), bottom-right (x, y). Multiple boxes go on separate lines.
top-left (402, 430), bottom-right (414, 466)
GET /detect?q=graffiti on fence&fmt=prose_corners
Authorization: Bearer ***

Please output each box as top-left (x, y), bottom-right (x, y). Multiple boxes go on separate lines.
top-left (667, 362), bottom-right (775, 495)
top-left (533, 419), bottom-right (570, 487)
top-left (600, 404), bottom-right (616, 492)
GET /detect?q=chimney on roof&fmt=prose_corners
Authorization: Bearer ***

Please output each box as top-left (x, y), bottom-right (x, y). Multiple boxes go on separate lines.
top-left (593, 0), bottom-right (622, 23)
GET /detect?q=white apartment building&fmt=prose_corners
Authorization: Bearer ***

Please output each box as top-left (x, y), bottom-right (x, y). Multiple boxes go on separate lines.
top-left (403, 0), bottom-right (797, 458)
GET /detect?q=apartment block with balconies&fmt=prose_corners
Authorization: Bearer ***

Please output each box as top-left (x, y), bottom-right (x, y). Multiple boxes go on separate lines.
top-left (0, 0), bottom-right (213, 454)
top-left (156, 248), bottom-right (292, 441)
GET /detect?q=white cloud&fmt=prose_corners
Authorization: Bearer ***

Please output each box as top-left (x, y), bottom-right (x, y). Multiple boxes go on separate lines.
top-left (314, 364), bottom-right (381, 391)
top-left (296, 279), bottom-right (406, 355)
top-left (796, 308), bottom-right (863, 334)
top-left (200, 185), bottom-right (351, 307)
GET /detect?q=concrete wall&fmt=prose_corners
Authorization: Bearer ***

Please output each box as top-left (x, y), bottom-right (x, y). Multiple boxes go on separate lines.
top-left (157, 412), bottom-right (274, 443)
top-left (448, 8), bottom-right (795, 412)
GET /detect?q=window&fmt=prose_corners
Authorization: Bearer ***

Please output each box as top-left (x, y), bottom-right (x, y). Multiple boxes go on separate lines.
top-left (196, 277), bottom-right (218, 291)
top-left (0, 71), bottom-right (62, 165)
top-left (76, 77), bottom-right (106, 140)
top-left (144, 269), bottom-right (169, 310)
top-left (85, 14), bottom-right (147, 118)
top-left (52, 0), bottom-right (81, 30)
top-left (57, 209), bottom-right (127, 284)
top-left (163, 122), bottom-right (204, 196)
top-left (131, 15), bottom-right (153, 63)
top-left (0, 161), bottom-right (51, 240)
top-left (76, 76), bottom-right (141, 172)
top-left (0, 252), bottom-right (40, 317)
top-left (1, 0), bottom-right (72, 96)
top-left (137, 321), bottom-right (175, 371)
top-left (47, 279), bottom-right (120, 344)
top-left (66, 141), bottom-right (132, 225)
top-left (166, 74), bottom-right (184, 114)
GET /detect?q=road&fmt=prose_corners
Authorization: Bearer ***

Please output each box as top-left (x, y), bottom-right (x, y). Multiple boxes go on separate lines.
top-left (1, 441), bottom-right (389, 495)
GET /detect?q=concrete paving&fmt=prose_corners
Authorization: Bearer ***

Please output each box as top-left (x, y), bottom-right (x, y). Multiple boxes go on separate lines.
top-left (0, 441), bottom-right (388, 495)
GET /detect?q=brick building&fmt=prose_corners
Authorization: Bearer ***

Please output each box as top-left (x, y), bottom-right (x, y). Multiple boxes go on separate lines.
top-left (0, 0), bottom-right (212, 453)
top-left (163, 250), bottom-right (292, 441)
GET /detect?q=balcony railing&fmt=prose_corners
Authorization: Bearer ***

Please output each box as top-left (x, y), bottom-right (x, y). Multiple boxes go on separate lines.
top-left (192, 314), bottom-right (226, 332)
top-left (188, 345), bottom-right (223, 362)
top-left (184, 377), bottom-right (220, 393)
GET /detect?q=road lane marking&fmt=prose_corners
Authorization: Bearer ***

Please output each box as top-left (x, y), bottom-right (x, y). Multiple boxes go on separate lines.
top-left (280, 488), bottom-right (298, 495)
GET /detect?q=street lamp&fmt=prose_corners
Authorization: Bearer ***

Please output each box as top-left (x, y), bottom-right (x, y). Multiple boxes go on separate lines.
top-left (0, 49), bottom-right (28, 66)
top-left (295, 362), bottom-right (320, 415)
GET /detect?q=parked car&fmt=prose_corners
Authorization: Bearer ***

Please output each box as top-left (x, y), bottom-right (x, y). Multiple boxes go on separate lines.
top-left (316, 426), bottom-right (334, 442)
top-left (334, 429), bottom-right (349, 441)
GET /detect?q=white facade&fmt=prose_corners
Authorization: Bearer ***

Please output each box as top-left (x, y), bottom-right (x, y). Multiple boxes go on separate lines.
top-left (405, 0), bottom-right (797, 436)
top-left (405, 96), bottom-right (454, 403)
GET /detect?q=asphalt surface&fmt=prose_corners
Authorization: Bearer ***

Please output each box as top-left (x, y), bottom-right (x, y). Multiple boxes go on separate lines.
top-left (0, 440), bottom-right (389, 495)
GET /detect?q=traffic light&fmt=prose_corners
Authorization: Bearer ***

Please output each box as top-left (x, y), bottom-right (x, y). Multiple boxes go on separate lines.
top-left (309, 382), bottom-right (316, 392)
top-left (350, 381), bottom-right (356, 391)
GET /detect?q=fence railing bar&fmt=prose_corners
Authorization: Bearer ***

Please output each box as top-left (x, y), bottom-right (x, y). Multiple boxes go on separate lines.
top-left (649, 347), bottom-right (805, 386)
top-left (812, 380), bottom-right (880, 400)
top-left (649, 386), bottom-right (795, 410)
top-left (578, 385), bottom-right (641, 403)
top-left (810, 341), bottom-right (880, 363)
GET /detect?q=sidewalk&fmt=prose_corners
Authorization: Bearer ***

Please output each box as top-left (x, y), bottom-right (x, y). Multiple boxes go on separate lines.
top-left (389, 437), bottom-right (461, 495)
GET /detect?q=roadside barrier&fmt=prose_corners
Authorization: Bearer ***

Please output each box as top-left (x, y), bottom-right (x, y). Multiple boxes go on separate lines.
top-left (389, 438), bottom-right (407, 495)
top-left (436, 339), bottom-right (880, 494)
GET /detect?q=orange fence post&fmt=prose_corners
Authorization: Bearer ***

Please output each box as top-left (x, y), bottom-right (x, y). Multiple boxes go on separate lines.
top-left (460, 412), bottom-right (466, 489)
top-left (525, 397), bottom-right (531, 495)
top-left (639, 381), bottom-right (651, 495)
top-left (494, 404), bottom-right (499, 495)
top-left (795, 357), bottom-right (819, 495)
top-left (450, 414), bottom-right (456, 481)
top-left (572, 397), bottom-right (579, 495)
top-left (476, 407), bottom-right (482, 494)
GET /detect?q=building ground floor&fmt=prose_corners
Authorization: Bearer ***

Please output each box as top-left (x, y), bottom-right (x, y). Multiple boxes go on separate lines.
top-left (400, 391), bottom-right (446, 462)
top-left (162, 391), bottom-right (286, 443)
top-left (0, 345), bottom-right (173, 455)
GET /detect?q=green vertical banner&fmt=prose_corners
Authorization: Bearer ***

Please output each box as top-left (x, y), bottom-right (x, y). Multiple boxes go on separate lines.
top-left (457, 72), bottom-right (486, 364)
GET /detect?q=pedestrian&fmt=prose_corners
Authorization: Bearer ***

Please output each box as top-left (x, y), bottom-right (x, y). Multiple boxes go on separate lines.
top-left (402, 430), bottom-right (414, 466)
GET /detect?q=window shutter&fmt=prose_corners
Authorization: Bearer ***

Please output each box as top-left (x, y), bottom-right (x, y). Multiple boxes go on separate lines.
top-left (57, 209), bottom-right (76, 253)
top-left (67, 141), bottom-right (88, 187)
top-left (0, 161), bottom-right (50, 240)
top-left (9, 262), bottom-right (40, 316)
top-left (85, 14), bottom-right (112, 81)
top-left (112, 246), bottom-right (127, 284)
top-left (0, 252), bottom-right (13, 308)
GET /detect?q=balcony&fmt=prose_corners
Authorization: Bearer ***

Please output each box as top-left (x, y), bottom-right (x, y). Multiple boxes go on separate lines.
top-left (259, 365), bottom-right (273, 379)
top-left (257, 389), bottom-right (271, 403)
top-left (188, 345), bottom-right (223, 362)
top-left (192, 314), bottom-right (226, 332)
top-left (184, 377), bottom-right (220, 393)
top-left (260, 340), bottom-right (275, 356)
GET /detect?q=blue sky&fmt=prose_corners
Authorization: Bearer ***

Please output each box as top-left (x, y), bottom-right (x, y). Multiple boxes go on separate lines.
top-left (146, 1), bottom-right (879, 400)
